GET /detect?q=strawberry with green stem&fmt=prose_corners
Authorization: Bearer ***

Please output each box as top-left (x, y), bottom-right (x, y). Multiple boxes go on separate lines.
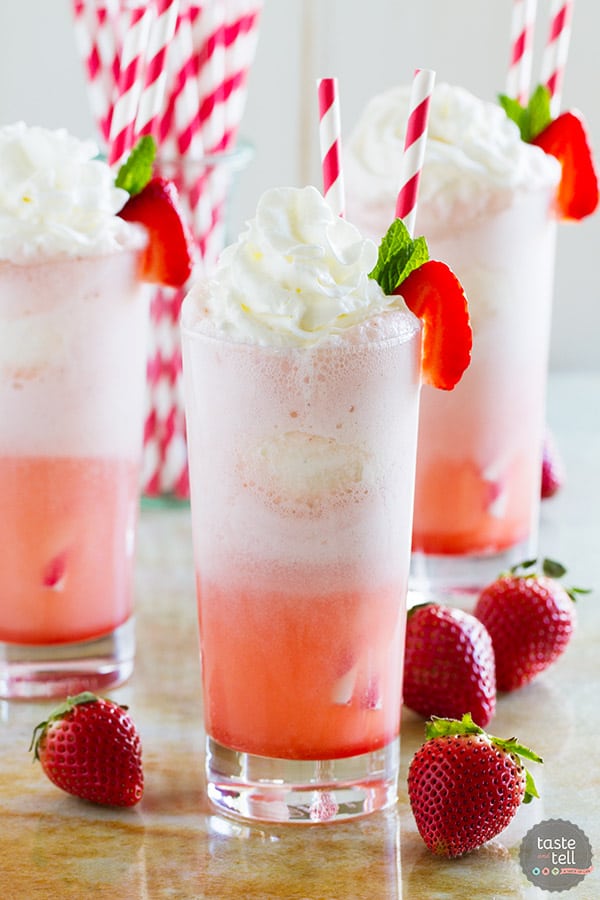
top-left (499, 84), bottom-right (599, 221)
top-left (369, 218), bottom-right (472, 390)
top-left (408, 713), bottom-right (542, 858)
top-left (474, 557), bottom-right (589, 692)
top-left (30, 692), bottom-right (143, 807)
top-left (116, 135), bottom-right (195, 287)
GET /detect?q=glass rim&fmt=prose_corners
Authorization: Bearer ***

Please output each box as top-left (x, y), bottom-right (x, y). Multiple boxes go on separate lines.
top-left (156, 137), bottom-right (255, 174)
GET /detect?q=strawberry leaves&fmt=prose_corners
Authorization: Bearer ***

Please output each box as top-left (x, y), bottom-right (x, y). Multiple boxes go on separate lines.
top-left (426, 713), bottom-right (543, 804)
top-left (507, 557), bottom-right (591, 603)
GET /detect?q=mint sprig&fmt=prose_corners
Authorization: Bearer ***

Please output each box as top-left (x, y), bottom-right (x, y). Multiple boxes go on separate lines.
top-left (498, 83), bottom-right (553, 143)
top-left (115, 135), bottom-right (156, 196)
top-left (369, 218), bottom-right (429, 295)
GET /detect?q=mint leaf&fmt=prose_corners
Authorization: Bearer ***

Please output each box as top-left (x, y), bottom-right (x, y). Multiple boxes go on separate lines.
top-left (498, 84), bottom-right (552, 143)
top-left (115, 135), bottom-right (156, 195)
top-left (498, 93), bottom-right (528, 139)
top-left (527, 84), bottom-right (553, 140)
top-left (369, 218), bottom-right (429, 295)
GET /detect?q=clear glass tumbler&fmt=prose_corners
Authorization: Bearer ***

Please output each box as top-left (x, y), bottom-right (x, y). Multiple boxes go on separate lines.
top-left (0, 249), bottom-right (149, 698)
top-left (181, 299), bottom-right (422, 823)
top-left (409, 186), bottom-right (558, 603)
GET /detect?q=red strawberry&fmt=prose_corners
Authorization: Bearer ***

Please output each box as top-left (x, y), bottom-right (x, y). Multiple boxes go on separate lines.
top-left (532, 111), bottom-right (599, 221)
top-left (119, 176), bottom-right (195, 287)
top-left (30, 692), bottom-right (143, 807)
top-left (395, 260), bottom-right (472, 390)
top-left (541, 429), bottom-right (565, 499)
top-left (408, 713), bottom-right (542, 858)
top-left (474, 558), bottom-right (586, 692)
top-left (403, 603), bottom-right (496, 728)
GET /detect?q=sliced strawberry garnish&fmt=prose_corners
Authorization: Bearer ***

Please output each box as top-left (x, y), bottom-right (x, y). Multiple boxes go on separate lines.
top-left (532, 111), bottom-right (599, 221)
top-left (118, 176), bottom-right (195, 287)
top-left (395, 259), bottom-right (472, 390)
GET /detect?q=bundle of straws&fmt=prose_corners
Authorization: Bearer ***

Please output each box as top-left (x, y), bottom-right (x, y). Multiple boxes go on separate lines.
top-left (71, 0), bottom-right (263, 497)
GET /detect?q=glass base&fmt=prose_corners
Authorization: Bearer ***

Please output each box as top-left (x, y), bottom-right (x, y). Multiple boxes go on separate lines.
top-left (206, 736), bottom-right (399, 824)
top-left (0, 617), bottom-right (135, 700)
top-left (408, 538), bottom-right (535, 611)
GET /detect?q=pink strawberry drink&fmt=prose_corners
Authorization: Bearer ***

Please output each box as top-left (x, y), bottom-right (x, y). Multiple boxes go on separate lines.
top-left (181, 185), bottom-right (422, 823)
top-left (0, 123), bottom-right (149, 698)
top-left (345, 84), bottom-right (561, 599)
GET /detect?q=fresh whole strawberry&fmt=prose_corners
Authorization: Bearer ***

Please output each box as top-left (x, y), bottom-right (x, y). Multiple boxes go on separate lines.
top-left (115, 136), bottom-right (195, 288)
top-left (30, 692), bottom-right (143, 807)
top-left (541, 428), bottom-right (565, 499)
top-left (369, 218), bottom-right (472, 390)
top-left (408, 713), bottom-right (542, 858)
top-left (403, 603), bottom-right (496, 728)
top-left (474, 558), bottom-right (587, 692)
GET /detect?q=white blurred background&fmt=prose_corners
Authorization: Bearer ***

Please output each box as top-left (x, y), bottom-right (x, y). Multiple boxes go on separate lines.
top-left (0, 0), bottom-right (598, 370)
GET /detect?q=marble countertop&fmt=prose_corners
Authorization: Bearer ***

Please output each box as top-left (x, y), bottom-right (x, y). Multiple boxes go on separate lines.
top-left (1, 371), bottom-right (598, 899)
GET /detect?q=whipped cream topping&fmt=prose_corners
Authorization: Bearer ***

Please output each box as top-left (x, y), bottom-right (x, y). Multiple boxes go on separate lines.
top-left (345, 83), bottom-right (561, 238)
top-left (0, 122), bottom-right (144, 262)
top-left (183, 185), bottom-right (412, 347)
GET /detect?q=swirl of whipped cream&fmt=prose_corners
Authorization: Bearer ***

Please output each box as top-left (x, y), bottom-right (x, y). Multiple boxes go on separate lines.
top-left (185, 185), bottom-right (404, 347)
top-left (0, 122), bottom-right (144, 262)
top-left (345, 83), bottom-right (561, 238)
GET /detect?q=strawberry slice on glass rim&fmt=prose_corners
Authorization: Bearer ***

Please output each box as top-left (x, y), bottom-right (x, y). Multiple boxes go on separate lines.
top-left (369, 218), bottom-right (472, 390)
top-left (115, 136), bottom-right (195, 288)
top-left (499, 85), bottom-right (599, 222)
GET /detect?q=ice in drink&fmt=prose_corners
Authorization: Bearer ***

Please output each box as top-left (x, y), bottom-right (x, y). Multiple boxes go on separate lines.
top-left (0, 123), bottom-right (150, 696)
top-left (182, 185), bottom-right (422, 820)
top-left (345, 84), bottom-right (561, 594)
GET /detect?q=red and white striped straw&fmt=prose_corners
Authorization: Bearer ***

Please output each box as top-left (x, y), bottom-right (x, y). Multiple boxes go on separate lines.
top-left (134, 0), bottom-right (180, 141)
top-left (317, 77), bottom-right (345, 217)
top-left (506, 0), bottom-right (538, 104)
top-left (395, 68), bottom-right (436, 237)
top-left (108, 3), bottom-right (154, 165)
top-left (541, 0), bottom-right (574, 115)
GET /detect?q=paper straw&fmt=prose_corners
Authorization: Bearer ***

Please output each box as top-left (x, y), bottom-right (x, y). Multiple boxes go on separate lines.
top-left (395, 68), bottom-right (436, 236)
top-left (541, 0), bottom-right (574, 115)
top-left (221, 2), bottom-right (264, 150)
top-left (195, 0), bottom-right (227, 153)
top-left (317, 77), bottom-right (345, 218)
top-left (134, 0), bottom-right (180, 141)
top-left (71, 0), bottom-right (121, 144)
top-left (108, 3), bottom-right (154, 165)
top-left (506, 0), bottom-right (538, 104)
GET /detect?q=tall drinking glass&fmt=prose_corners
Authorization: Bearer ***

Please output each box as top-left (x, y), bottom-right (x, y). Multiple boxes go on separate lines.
top-left (0, 251), bottom-right (149, 698)
top-left (0, 122), bottom-right (150, 698)
top-left (181, 185), bottom-right (422, 823)
top-left (346, 83), bottom-right (561, 603)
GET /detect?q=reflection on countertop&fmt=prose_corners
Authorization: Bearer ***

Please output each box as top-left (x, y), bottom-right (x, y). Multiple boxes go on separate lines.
top-left (0, 372), bottom-right (598, 899)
